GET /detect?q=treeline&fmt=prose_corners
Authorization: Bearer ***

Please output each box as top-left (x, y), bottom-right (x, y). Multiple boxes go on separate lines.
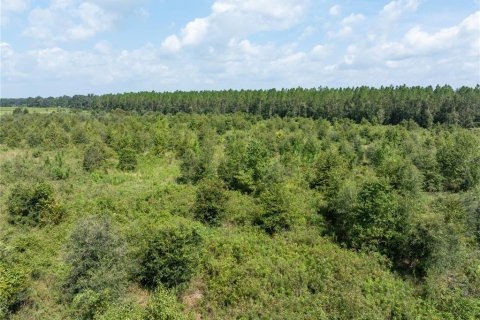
top-left (2, 85), bottom-right (480, 127)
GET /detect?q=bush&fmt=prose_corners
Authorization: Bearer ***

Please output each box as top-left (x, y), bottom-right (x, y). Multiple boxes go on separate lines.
top-left (117, 147), bottom-right (137, 171)
top-left (139, 221), bottom-right (202, 289)
top-left (0, 264), bottom-right (29, 318)
top-left (64, 215), bottom-right (128, 319)
top-left (83, 144), bottom-right (108, 172)
top-left (143, 287), bottom-right (188, 320)
top-left (330, 178), bottom-right (404, 254)
top-left (7, 182), bottom-right (64, 226)
top-left (12, 107), bottom-right (29, 115)
top-left (44, 152), bottom-right (71, 179)
top-left (254, 185), bottom-right (298, 235)
top-left (193, 178), bottom-right (228, 226)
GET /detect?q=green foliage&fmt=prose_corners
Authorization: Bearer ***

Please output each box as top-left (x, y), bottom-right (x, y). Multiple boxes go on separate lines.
top-left (83, 143), bottom-right (108, 172)
top-left (437, 131), bottom-right (480, 191)
top-left (7, 182), bottom-right (64, 226)
top-left (0, 263), bottom-right (29, 318)
top-left (254, 185), bottom-right (299, 235)
top-left (138, 220), bottom-right (202, 289)
top-left (309, 149), bottom-right (347, 197)
top-left (44, 152), bottom-right (71, 179)
top-left (143, 287), bottom-right (189, 320)
top-left (219, 138), bottom-right (270, 193)
top-left (64, 215), bottom-right (128, 319)
top-left (1, 111), bottom-right (479, 319)
top-left (12, 107), bottom-right (29, 115)
top-left (117, 147), bottom-right (137, 171)
top-left (331, 178), bottom-right (404, 254)
top-left (193, 178), bottom-right (228, 226)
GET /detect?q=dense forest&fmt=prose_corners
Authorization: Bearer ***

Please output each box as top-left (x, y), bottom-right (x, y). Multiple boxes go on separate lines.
top-left (1, 86), bottom-right (480, 128)
top-left (0, 94), bottom-right (479, 319)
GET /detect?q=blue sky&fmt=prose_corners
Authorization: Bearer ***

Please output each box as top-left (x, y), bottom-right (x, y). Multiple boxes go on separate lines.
top-left (1, 0), bottom-right (479, 97)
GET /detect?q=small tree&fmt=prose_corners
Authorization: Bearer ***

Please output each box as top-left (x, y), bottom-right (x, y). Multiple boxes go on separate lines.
top-left (139, 221), bottom-right (202, 289)
top-left (7, 182), bottom-right (64, 226)
top-left (64, 215), bottom-right (128, 319)
top-left (117, 147), bottom-right (137, 171)
top-left (193, 178), bottom-right (228, 226)
top-left (83, 144), bottom-right (108, 172)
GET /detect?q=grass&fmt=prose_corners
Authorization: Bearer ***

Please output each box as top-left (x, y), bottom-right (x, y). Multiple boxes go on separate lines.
top-left (0, 107), bottom-right (72, 116)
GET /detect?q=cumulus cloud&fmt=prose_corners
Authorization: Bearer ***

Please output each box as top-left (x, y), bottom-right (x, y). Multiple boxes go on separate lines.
top-left (21, 0), bottom-right (148, 42)
top-left (1, 0), bottom-right (30, 25)
top-left (329, 5), bottom-right (341, 16)
top-left (380, 0), bottom-right (420, 21)
top-left (162, 0), bottom-right (310, 52)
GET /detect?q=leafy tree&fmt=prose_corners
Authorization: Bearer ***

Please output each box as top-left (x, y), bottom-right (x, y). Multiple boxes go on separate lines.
top-left (193, 178), bottom-right (228, 226)
top-left (138, 221), bottom-right (202, 289)
top-left (143, 287), bottom-right (188, 320)
top-left (255, 185), bottom-right (299, 235)
top-left (0, 263), bottom-right (28, 319)
top-left (64, 215), bottom-right (128, 319)
top-left (83, 143), bottom-right (108, 172)
top-left (7, 182), bottom-right (64, 226)
top-left (437, 131), bottom-right (480, 191)
top-left (331, 178), bottom-right (403, 254)
top-left (117, 147), bottom-right (137, 171)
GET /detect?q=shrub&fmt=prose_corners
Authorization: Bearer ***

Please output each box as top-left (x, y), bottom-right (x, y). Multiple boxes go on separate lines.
top-left (330, 178), bottom-right (404, 254)
top-left (143, 287), bottom-right (188, 320)
top-left (12, 107), bottom-right (29, 115)
top-left (64, 216), bottom-right (128, 319)
top-left (254, 185), bottom-right (298, 235)
top-left (83, 143), bottom-right (108, 172)
top-left (117, 147), bottom-right (137, 171)
top-left (437, 131), bottom-right (480, 191)
top-left (45, 152), bottom-right (71, 180)
top-left (0, 264), bottom-right (28, 318)
top-left (139, 221), bottom-right (202, 289)
top-left (7, 182), bottom-right (64, 226)
top-left (193, 178), bottom-right (228, 226)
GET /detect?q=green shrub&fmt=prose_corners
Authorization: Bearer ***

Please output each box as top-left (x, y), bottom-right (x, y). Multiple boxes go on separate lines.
top-left (83, 144), bottom-right (108, 172)
top-left (117, 147), bottom-right (137, 171)
top-left (44, 152), bottom-right (71, 179)
top-left (193, 178), bottom-right (228, 226)
top-left (143, 287), bottom-right (188, 320)
top-left (7, 182), bottom-right (64, 226)
top-left (254, 185), bottom-right (299, 235)
top-left (0, 264), bottom-right (29, 318)
top-left (139, 221), bottom-right (202, 289)
top-left (64, 216), bottom-right (128, 319)
top-left (330, 178), bottom-right (404, 254)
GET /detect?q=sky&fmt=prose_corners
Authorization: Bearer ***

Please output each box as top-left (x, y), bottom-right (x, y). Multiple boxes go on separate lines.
top-left (0, 0), bottom-right (479, 98)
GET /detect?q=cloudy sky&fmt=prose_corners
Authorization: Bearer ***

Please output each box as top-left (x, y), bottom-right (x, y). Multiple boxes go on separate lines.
top-left (1, 0), bottom-right (479, 97)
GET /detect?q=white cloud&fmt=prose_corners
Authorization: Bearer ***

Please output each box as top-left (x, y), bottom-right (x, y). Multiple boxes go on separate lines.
top-left (380, 0), bottom-right (420, 21)
top-left (23, 1), bottom-right (116, 42)
top-left (341, 13), bottom-right (365, 25)
top-left (1, 0), bottom-right (30, 25)
top-left (162, 0), bottom-right (310, 52)
top-left (329, 5), bottom-right (341, 16)
top-left (21, 0), bottom-right (148, 43)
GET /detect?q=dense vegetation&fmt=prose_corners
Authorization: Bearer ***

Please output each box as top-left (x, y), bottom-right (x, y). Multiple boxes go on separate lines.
top-left (0, 104), bottom-right (479, 319)
top-left (2, 85), bottom-right (480, 127)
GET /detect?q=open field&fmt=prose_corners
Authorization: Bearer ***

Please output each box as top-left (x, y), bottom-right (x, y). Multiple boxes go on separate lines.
top-left (0, 107), bottom-right (70, 116)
